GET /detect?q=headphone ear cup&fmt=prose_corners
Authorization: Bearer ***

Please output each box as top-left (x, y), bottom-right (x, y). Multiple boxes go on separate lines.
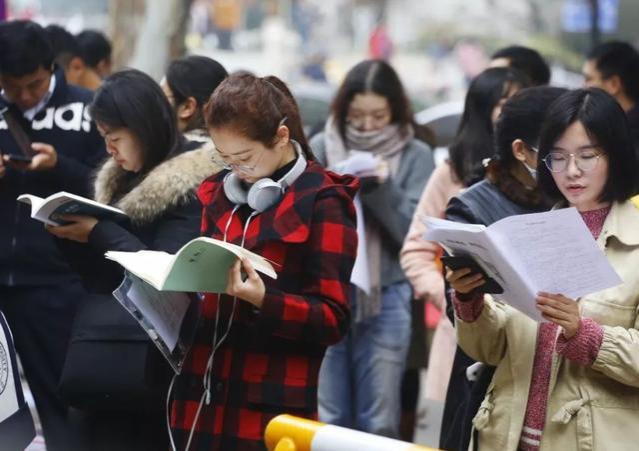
top-left (223, 172), bottom-right (249, 205)
top-left (247, 179), bottom-right (283, 213)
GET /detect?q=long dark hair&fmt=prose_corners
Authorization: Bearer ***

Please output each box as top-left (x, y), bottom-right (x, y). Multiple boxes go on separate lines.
top-left (494, 86), bottom-right (568, 169)
top-left (449, 67), bottom-right (528, 186)
top-left (330, 59), bottom-right (414, 140)
top-left (90, 69), bottom-right (180, 174)
top-left (538, 88), bottom-right (639, 203)
top-left (165, 55), bottom-right (228, 131)
top-left (205, 73), bottom-right (313, 160)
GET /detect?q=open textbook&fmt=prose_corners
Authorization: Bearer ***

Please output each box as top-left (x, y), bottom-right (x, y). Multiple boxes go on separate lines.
top-left (108, 238), bottom-right (277, 372)
top-left (105, 236), bottom-right (277, 293)
top-left (423, 208), bottom-right (622, 321)
top-left (17, 192), bottom-right (127, 226)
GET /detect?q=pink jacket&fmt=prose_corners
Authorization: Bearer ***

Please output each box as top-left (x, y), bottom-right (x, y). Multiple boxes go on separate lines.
top-left (400, 162), bottom-right (463, 309)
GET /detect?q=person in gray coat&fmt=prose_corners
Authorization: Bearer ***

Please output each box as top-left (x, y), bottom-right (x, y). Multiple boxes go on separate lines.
top-left (311, 59), bottom-right (435, 437)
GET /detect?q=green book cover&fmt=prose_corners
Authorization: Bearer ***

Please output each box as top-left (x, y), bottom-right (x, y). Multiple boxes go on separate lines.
top-left (105, 237), bottom-right (277, 293)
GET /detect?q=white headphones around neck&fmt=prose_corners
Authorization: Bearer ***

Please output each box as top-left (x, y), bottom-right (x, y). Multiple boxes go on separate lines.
top-left (222, 140), bottom-right (307, 213)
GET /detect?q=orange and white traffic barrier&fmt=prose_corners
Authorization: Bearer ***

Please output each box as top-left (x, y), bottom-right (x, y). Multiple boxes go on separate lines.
top-left (265, 414), bottom-right (438, 451)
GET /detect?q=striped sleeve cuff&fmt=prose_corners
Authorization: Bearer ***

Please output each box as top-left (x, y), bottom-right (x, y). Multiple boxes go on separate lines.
top-left (556, 318), bottom-right (604, 366)
top-left (452, 289), bottom-right (485, 322)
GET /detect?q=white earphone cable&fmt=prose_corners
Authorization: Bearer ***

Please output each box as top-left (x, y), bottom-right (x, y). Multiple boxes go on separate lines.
top-left (168, 206), bottom-right (257, 451)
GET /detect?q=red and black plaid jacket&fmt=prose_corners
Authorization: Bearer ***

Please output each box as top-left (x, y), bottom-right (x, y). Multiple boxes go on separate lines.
top-left (170, 161), bottom-right (358, 451)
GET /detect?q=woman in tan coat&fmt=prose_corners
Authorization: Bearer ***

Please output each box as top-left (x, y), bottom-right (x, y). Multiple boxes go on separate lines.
top-left (448, 88), bottom-right (639, 450)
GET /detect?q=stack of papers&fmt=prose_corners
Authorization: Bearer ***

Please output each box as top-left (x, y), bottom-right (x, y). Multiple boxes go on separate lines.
top-left (423, 208), bottom-right (622, 321)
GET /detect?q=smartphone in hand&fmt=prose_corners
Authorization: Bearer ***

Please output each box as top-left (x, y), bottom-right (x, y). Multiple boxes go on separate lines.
top-left (441, 254), bottom-right (504, 294)
top-left (5, 154), bottom-right (32, 163)
top-left (0, 107), bottom-right (34, 163)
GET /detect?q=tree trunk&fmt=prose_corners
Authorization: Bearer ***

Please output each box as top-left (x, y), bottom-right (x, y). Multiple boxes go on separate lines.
top-left (108, 0), bottom-right (193, 80)
top-left (108, 0), bottom-right (146, 71)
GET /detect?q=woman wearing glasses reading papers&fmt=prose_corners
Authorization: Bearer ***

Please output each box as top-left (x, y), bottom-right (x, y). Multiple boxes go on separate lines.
top-left (446, 88), bottom-right (639, 451)
top-left (169, 74), bottom-right (358, 451)
top-left (437, 86), bottom-right (565, 451)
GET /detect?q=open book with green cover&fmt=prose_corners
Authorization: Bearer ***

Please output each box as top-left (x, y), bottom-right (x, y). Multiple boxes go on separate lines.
top-left (105, 237), bottom-right (277, 293)
top-left (17, 191), bottom-right (127, 226)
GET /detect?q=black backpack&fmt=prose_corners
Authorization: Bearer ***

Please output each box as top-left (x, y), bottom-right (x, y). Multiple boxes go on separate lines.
top-left (0, 311), bottom-right (35, 450)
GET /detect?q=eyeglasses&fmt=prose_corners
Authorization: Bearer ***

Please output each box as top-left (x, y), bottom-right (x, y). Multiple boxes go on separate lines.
top-left (211, 117), bottom-right (287, 174)
top-left (211, 147), bottom-right (267, 174)
top-left (542, 149), bottom-right (603, 173)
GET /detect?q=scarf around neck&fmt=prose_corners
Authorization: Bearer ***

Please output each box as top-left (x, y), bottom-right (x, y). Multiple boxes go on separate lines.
top-left (323, 116), bottom-right (413, 177)
top-left (322, 116), bottom-right (414, 321)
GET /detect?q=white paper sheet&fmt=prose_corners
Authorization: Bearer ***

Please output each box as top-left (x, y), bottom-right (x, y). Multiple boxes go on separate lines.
top-left (349, 195), bottom-right (370, 294)
top-left (333, 151), bottom-right (378, 177)
top-left (424, 208), bottom-right (622, 321)
top-left (119, 276), bottom-right (192, 352)
top-left (330, 152), bottom-right (377, 295)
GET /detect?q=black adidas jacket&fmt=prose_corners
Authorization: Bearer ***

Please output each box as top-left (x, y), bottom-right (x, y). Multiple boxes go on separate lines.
top-left (0, 68), bottom-right (105, 286)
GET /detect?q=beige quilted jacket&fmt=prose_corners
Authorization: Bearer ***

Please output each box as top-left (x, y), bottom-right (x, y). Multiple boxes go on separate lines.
top-left (456, 200), bottom-right (639, 451)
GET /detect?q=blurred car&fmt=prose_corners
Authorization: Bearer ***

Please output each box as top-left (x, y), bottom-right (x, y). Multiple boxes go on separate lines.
top-left (414, 100), bottom-right (463, 148)
top-left (291, 81), bottom-right (335, 139)
top-left (415, 100), bottom-right (463, 165)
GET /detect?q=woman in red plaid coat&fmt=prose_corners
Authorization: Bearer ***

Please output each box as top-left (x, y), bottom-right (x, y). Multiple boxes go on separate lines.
top-left (169, 74), bottom-right (359, 451)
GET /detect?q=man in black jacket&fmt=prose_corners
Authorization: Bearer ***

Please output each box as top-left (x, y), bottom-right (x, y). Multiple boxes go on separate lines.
top-left (0, 20), bottom-right (105, 450)
top-left (583, 41), bottom-right (639, 150)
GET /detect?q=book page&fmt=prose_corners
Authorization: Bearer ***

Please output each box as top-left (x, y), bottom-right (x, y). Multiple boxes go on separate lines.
top-left (106, 237), bottom-right (277, 293)
top-left (424, 216), bottom-right (540, 319)
top-left (113, 275), bottom-right (200, 374)
top-left (119, 275), bottom-right (191, 351)
top-left (488, 208), bottom-right (622, 300)
top-left (16, 194), bottom-right (44, 214)
top-left (105, 250), bottom-right (174, 290)
top-left (422, 215), bottom-right (486, 233)
top-left (17, 192), bottom-right (126, 226)
top-left (53, 192), bottom-right (126, 215)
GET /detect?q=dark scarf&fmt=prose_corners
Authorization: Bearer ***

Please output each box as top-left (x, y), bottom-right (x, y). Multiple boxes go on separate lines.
top-left (484, 158), bottom-right (552, 210)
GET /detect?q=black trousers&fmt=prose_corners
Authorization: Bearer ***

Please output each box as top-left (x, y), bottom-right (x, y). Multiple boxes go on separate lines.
top-left (71, 409), bottom-right (168, 451)
top-left (0, 282), bottom-right (84, 451)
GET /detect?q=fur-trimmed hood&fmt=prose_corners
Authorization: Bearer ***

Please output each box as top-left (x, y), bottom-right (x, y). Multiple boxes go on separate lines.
top-left (94, 141), bottom-right (219, 225)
